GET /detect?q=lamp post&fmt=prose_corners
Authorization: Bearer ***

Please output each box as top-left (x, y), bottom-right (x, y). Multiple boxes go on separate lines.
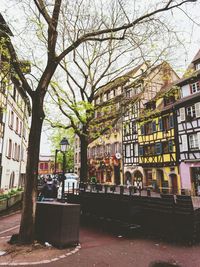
top-left (60, 137), bottom-right (69, 202)
top-left (54, 149), bottom-right (60, 175)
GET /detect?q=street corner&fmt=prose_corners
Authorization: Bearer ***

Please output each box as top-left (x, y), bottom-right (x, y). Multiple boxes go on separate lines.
top-left (0, 236), bottom-right (81, 266)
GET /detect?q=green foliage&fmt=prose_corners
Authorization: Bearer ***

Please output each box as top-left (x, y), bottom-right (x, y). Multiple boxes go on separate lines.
top-left (49, 128), bottom-right (75, 171)
top-left (0, 188), bottom-right (23, 200)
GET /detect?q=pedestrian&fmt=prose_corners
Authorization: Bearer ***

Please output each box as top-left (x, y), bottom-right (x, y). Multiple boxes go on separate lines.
top-left (126, 179), bottom-right (131, 188)
top-left (40, 176), bottom-right (58, 200)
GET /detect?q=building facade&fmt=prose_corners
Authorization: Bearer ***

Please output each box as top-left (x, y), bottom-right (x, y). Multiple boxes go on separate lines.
top-left (123, 62), bottom-right (179, 186)
top-left (0, 14), bottom-right (30, 189)
top-left (38, 155), bottom-right (62, 176)
top-left (175, 49), bottom-right (200, 195)
top-left (0, 78), bottom-right (30, 189)
top-left (138, 84), bottom-right (180, 193)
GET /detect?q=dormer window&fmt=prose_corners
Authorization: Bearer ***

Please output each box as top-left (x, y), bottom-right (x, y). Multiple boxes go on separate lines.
top-left (164, 95), bottom-right (175, 106)
top-left (191, 82), bottom-right (200, 94)
top-left (195, 62), bottom-right (200, 71)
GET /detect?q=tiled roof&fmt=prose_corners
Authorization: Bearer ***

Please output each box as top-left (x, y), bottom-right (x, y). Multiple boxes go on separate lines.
top-left (176, 69), bottom-right (200, 85)
top-left (95, 63), bottom-right (145, 96)
top-left (192, 49), bottom-right (200, 63)
top-left (175, 91), bottom-right (200, 107)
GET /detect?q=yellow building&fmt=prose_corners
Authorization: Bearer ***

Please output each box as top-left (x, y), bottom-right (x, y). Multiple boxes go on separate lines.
top-left (138, 84), bottom-right (181, 193)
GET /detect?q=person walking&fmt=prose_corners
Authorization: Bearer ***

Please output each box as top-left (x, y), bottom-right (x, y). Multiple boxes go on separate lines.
top-left (40, 176), bottom-right (58, 199)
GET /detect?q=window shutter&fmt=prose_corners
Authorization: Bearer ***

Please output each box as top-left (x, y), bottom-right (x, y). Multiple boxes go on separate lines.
top-left (180, 107), bottom-right (185, 122)
top-left (158, 119), bottom-right (163, 131)
top-left (195, 102), bottom-right (200, 118)
top-left (169, 115), bottom-right (174, 128)
top-left (152, 121), bottom-right (157, 132)
top-left (141, 125), bottom-right (145, 135)
top-left (181, 135), bottom-right (188, 151)
top-left (155, 143), bottom-right (162, 154)
top-left (139, 146), bottom-right (143, 156)
top-left (168, 140), bottom-right (173, 152)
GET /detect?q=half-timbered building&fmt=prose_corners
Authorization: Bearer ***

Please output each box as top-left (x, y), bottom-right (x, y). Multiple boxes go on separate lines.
top-left (175, 49), bottom-right (200, 195)
top-left (123, 62), bottom-right (179, 186)
top-left (88, 63), bottom-right (147, 185)
top-left (138, 83), bottom-right (180, 193)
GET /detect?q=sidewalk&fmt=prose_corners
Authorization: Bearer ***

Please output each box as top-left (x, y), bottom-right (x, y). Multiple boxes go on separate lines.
top-left (1, 212), bottom-right (200, 266)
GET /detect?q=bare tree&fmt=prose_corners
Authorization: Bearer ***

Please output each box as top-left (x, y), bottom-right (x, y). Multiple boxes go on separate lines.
top-left (0, 0), bottom-right (198, 244)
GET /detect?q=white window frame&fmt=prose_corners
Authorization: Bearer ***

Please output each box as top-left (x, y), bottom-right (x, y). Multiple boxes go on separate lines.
top-left (191, 82), bottom-right (200, 94)
top-left (189, 134), bottom-right (199, 150)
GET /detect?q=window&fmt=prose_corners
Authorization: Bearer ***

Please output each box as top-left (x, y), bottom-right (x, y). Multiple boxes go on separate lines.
top-left (124, 124), bottom-right (130, 136)
top-left (19, 121), bottom-right (22, 136)
top-left (152, 121), bottom-right (157, 132)
top-left (17, 145), bottom-right (20, 161)
top-left (191, 82), bottom-right (200, 94)
top-left (10, 111), bottom-right (14, 129)
top-left (125, 144), bottom-right (131, 157)
top-left (40, 163), bottom-right (44, 170)
top-left (169, 115), bottom-right (174, 128)
top-left (144, 122), bottom-right (153, 135)
top-left (144, 144), bottom-right (155, 156)
top-left (44, 163), bottom-right (48, 169)
top-left (141, 125), bottom-right (145, 135)
top-left (155, 143), bottom-right (162, 155)
top-left (14, 143), bottom-right (17, 160)
top-left (164, 96), bottom-right (175, 106)
top-left (8, 139), bottom-right (12, 158)
top-left (158, 119), bottom-right (163, 131)
top-left (162, 140), bottom-right (173, 153)
top-left (105, 144), bottom-right (111, 155)
top-left (13, 86), bottom-right (16, 101)
top-left (195, 63), bottom-right (200, 71)
top-left (126, 89), bottom-right (132, 98)
top-left (186, 105), bottom-right (196, 119)
top-left (189, 134), bottom-right (199, 150)
top-left (139, 146), bottom-right (144, 156)
top-left (16, 117), bottom-right (19, 133)
top-left (132, 122), bottom-right (137, 134)
top-left (168, 140), bottom-right (173, 152)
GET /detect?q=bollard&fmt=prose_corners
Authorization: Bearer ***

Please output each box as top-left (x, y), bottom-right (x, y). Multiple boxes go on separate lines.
top-left (133, 187), bottom-right (137, 194)
top-left (147, 188), bottom-right (151, 197)
top-left (104, 184), bottom-right (108, 194)
top-left (120, 185), bottom-right (124, 195)
top-left (129, 186), bottom-right (133, 196)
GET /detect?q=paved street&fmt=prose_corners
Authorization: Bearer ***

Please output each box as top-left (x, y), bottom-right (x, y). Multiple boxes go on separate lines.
top-left (1, 212), bottom-right (200, 266)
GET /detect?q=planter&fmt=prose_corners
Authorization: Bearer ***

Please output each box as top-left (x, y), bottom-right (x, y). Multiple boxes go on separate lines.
top-left (0, 198), bottom-right (8, 212)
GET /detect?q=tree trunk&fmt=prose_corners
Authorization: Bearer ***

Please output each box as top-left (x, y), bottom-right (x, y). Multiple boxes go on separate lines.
top-left (18, 93), bottom-right (44, 244)
top-left (80, 134), bottom-right (88, 183)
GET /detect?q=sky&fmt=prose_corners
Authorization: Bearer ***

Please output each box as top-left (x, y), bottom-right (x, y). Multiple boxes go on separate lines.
top-left (0, 0), bottom-right (200, 155)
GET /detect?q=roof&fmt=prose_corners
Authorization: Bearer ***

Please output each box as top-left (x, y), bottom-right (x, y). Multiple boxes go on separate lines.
top-left (0, 13), bottom-right (13, 36)
top-left (175, 91), bottom-right (200, 107)
top-left (192, 49), bottom-right (200, 63)
top-left (95, 63), bottom-right (146, 97)
top-left (39, 155), bottom-right (55, 161)
top-left (149, 81), bottom-right (178, 102)
top-left (177, 69), bottom-right (200, 86)
top-left (184, 49), bottom-right (200, 75)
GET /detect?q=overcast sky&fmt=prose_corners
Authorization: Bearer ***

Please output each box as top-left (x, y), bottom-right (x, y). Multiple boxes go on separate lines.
top-left (0, 1), bottom-right (200, 155)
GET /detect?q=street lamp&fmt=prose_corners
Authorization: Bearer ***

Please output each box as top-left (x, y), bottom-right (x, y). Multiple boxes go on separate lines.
top-left (60, 137), bottom-right (69, 202)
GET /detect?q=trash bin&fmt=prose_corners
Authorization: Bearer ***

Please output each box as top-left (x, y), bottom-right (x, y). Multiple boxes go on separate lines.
top-left (35, 201), bottom-right (80, 247)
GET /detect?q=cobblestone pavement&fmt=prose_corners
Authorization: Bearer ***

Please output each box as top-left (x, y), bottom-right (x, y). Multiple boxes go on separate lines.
top-left (1, 212), bottom-right (200, 267)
